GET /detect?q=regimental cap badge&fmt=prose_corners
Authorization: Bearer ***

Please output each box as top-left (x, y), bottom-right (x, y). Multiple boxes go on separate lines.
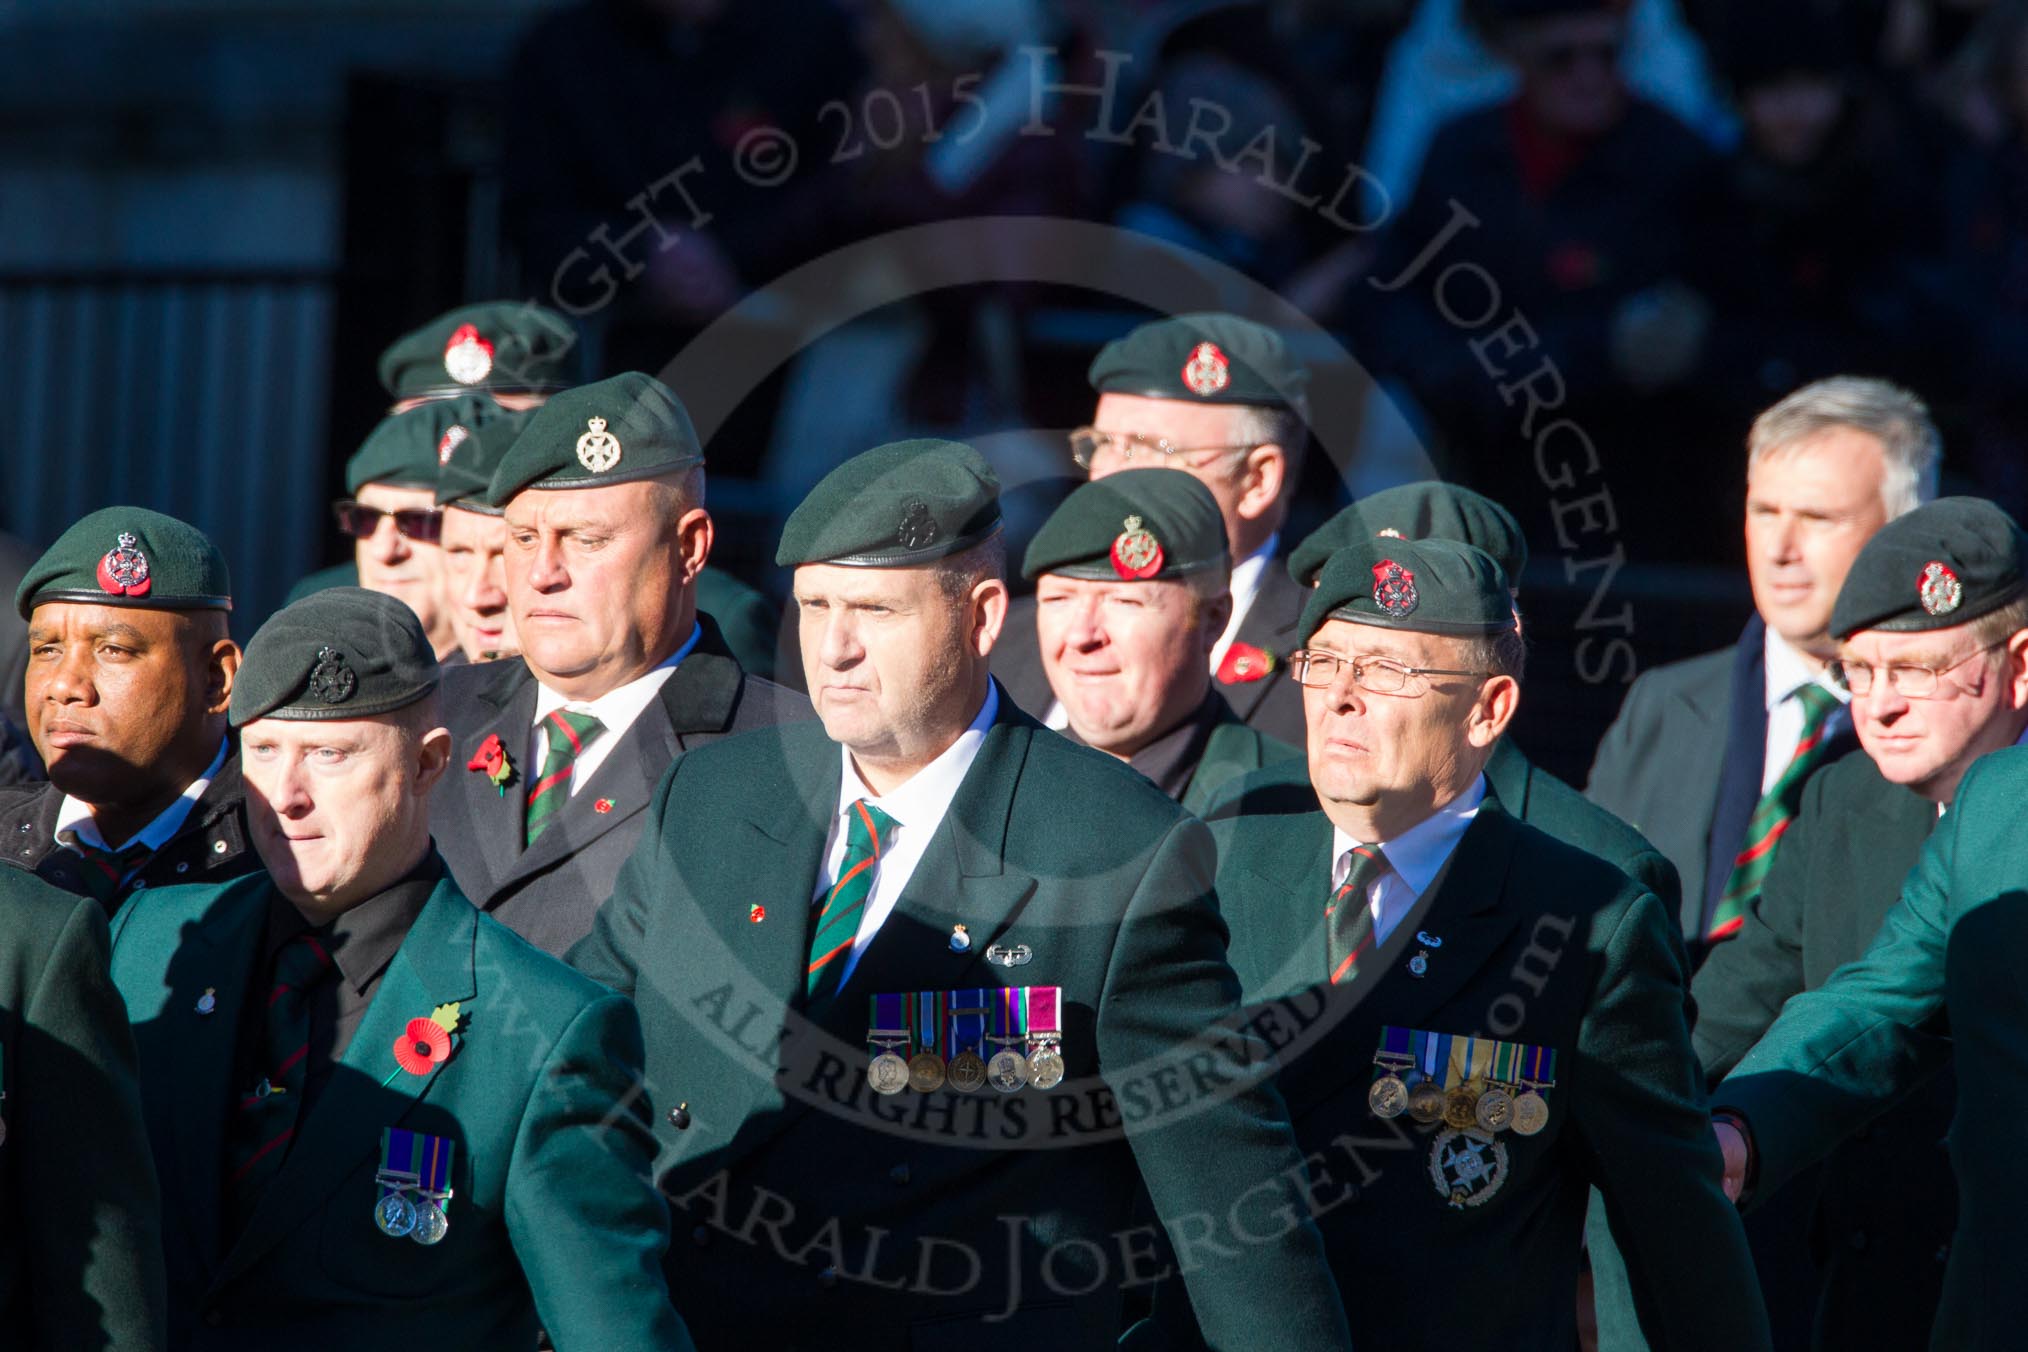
top-left (575, 415), bottom-right (622, 473)
top-left (443, 323), bottom-right (494, 386)
top-left (1110, 515), bottom-right (1164, 580)
top-left (896, 499), bottom-right (940, 551)
top-left (306, 646), bottom-right (358, 704)
top-left (437, 424), bottom-right (470, 466)
top-left (1372, 559), bottom-right (1418, 617)
top-left (1377, 527), bottom-right (1405, 539)
top-left (95, 532), bottom-right (153, 598)
top-left (1919, 560), bottom-right (1963, 616)
top-left (1181, 340), bottom-right (1231, 397)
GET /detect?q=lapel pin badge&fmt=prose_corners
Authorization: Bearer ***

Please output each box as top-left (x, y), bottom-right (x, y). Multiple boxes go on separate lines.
top-left (196, 986), bottom-right (217, 1015)
top-left (1408, 931), bottom-right (1443, 979)
top-left (985, 943), bottom-right (1032, 968)
top-left (749, 904), bottom-right (767, 924)
top-left (949, 924), bottom-right (971, 953)
top-left (594, 797), bottom-right (615, 814)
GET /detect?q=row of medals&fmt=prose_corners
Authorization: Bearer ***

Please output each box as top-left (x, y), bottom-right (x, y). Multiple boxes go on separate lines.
top-left (373, 1185), bottom-right (451, 1245)
top-left (1368, 1068), bottom-right (1550, 1137)
top-left (868, 1033), bottom-right (1065, 1095)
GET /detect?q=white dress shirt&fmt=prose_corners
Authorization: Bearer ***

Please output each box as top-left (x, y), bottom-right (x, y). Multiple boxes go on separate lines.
top-left (814, 683), bottom-right (999, 987)
top-left (57, 738), bottom-right (228, 863)
top-left (1761, 627), bottom-right (1851, 794)
top-left (1330, 774), bottom-right (1486, 946)
top-left (529, 622), bottom-right (702, 796)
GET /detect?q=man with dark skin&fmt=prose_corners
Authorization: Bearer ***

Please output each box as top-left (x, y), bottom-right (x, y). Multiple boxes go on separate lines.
top-left (0, 506), bottom-right (255, 908)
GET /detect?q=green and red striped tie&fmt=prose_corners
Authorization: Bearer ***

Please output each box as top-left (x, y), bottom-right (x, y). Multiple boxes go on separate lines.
top-left (225, 931), bottom-right (331, 1232)
top-left (1710, 683), bottom-right (1840, 943)
top-left (1326, 845), bottom-right (1390, 986)
top-left (525, 709), bottom-right (607, 846)
top-left (806, 799), bottom-right (896, 1001)
top-left (72, 839), bottom-right (150, 911)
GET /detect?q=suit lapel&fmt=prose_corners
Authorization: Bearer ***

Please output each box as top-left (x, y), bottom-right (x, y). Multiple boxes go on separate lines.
top-left (439, 664), bottom-right (538, 904)
top-left (1237, 808), bottom-right (1339, 997)
top-left (1222, 566), bottom-right (1303, 722)
top-left (213, 882), bottom-right (478, 1292)
top-left (1700, 617), bottom-right (1768, 931)
top-left (154, 878), bottom-right (270, 1286)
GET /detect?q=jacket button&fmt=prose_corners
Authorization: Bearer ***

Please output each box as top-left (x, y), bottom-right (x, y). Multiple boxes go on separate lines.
top-left (817, 1266), bottom-right (838, 1288)
top-left (212, 840), bottom-right (229, 854)
top-left (667, 1102), bottom-right (691, 1130)
top-left (888, 1164), bottom-right (910, 1186)
top-left (691, 1225), bottom-right (709, 1248)
top-left (128, 880), bottom-right (146, 892)
top-left (176, 862), bottom-right (190, 874)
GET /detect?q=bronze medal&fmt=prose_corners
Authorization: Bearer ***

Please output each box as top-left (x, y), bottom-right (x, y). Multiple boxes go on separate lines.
top-left (947, 1051), bottom-right (988, 1093)
top-left (1406, 1080), bottom-right (1446, 1125)
top-left (1510, 1089), bottom-right (1550, 1136)
top-left (907, 1051), bottom-right (947, 1094)
top-left (1368, 1074), bottom-right (1409, 1119)
top-left (1443, 1084), bottom-right (1481, 1131)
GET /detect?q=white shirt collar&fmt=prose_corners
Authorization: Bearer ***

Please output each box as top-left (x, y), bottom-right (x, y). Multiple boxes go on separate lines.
top-left (57, 737), bottom-right (228, 853)
top-left (1331, 773), bottom-right (1486, 896)
top-left (835, 682), bottom-right (999, 832)
top-left (530, 621), bottom-right (702, 795)
top-left (1210, 530), bottom-right (1280, 669)
top-left (1763, 625), bottom-right (1847, 711)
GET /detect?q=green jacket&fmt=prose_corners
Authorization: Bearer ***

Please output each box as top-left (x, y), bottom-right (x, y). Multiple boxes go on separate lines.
top-left (570, 694), bottom-right (1353, 1351)
top-left (0, 862), bottom-right (167, 1351)
top-left (1717, 744), bottom-right (2028, 1352)
top-left (1196, 800), bottom-right (1769, 1352)
top-left (108, 872), bottom-right (692, 1352)
top-left (1204, 739), bottom-right (1681, 908)
top-left (1180, 717), bottom-right (1300, 818)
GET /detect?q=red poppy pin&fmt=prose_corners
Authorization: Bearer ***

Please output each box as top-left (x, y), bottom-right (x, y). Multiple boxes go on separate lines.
top-left (749, 904), bottom-right (767, 924)
top-left (594, 797), bottom-right (614, 814)
top-left (392, 1002), bottom-right (463, 1078)
top-left (1217, 642), bottom-right (1278, 684)
top-left (466, 734), bottom-right (514, 796)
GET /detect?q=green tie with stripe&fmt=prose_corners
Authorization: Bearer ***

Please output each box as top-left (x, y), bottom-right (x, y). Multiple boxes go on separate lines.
top-left (1326, 845), bottom-right (1390, 986)
top-left (72, 839), bottom-right (151, 911)
top-left (1709, 683), bottom-right (1840, 942)
top-left (525, 709), bottom-right (607, 846)
top-left (225, 931), bottom-right (332, 1235)
top-left (806, 799), bottom-right (897, 1001)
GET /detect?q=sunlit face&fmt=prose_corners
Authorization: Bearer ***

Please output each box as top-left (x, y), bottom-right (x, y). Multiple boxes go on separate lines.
top-left (795, 563), bottom-right (1002, 773)
top-left (503, 480), bottom-right (708, 700)
top-left (1089, 393), bottom-right (1280, 558)
top-left (1035, 573), bottom-right (1226, 757)
top-left (439, 506), bottom-right (518, 662)
top-left (353, 482), bottom-right (451, 653)
top-left (1745, 428), bottom-right (1892, 659)
top-left (239, 714), bottom-right (449, 916)
top-left (1302, 619), bottom-right (1511, 834)
top-left (26, 602), bottom-right (235, 811)
top-left (1840, 624), bottom-right (2028, 802)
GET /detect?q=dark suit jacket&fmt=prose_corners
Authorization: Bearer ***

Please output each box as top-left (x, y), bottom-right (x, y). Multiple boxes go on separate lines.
top-left (1690, 753), bottom-right (1951, 1352)
top-left (1181, 718), bottom-right (1299, 818)
top-left (430, 616), bottom-right (811, 957)
top-left (1194, 804), bottom-right (1769, 1352)
top-left (0, 753), bottom-right (257, 910)
top-left (1716, 746), bottom-right (2028, 1352)
top-left (0, 861), bottom-right (167, 1351)
top-left (109, 872), bottom-right (691, 1352)
top-left (994, 566), bottom-right (1309, 746)
top-left (569, 694), bottom-right (1353, 1351)
top-left (1204, 739), bottom-right (1681, 909)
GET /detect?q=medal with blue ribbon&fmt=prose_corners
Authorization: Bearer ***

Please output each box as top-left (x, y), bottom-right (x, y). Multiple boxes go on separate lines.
top-left (987, 987), bottom-right (1029, 1092)
top-left (946, 989), bottom-right (989, 1093)
top-left (908, 991), bottom-right (948, 1092)
top-left (866, 992), bottom-right (910, 1096)
top-left (374, 1128), bottom-right (455, 1245)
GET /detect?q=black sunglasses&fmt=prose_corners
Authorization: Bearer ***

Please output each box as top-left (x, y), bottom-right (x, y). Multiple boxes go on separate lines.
top-left (333, 500), bottom-right (443, 544)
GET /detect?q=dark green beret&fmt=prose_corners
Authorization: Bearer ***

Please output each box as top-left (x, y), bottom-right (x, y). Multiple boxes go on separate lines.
top-left (485, 372), bottom-right (704, 505)
top-left (1830, 496), bottom-right (2028, 639)
top-left (376, 301), bottom-right (577, 402)
top-left (1290, 482), bottom-right (1529, 588)
top-left (1022, 468), bottom-right (1228, 581)
top-left (16, 506), bottom-right (232, 619)
top-left (777, 439), bottom-right (1002, 568)
top-left (346, 399), bottom-right (489, 495)
top-left (231, 588), bottom-right (439, 725)
top-left (1088, 312), bottom-right (1309, 410)
top-left (1300, 537), bottom-right (1515, 642)
top-left (436, 408), bottom-right (533, 514)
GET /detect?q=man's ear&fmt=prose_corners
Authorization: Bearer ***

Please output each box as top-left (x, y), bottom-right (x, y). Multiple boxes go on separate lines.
top-left (206, 641), bottom-right (242, 716)
top-left (1234, 444), bottom-right (1287, 524)
top-left (1465, 674), bottom-right (1520, 748)
top-left (971, 577), bottom-right (1010, 659)
top-left (414, 726), bottom-right (454, 793)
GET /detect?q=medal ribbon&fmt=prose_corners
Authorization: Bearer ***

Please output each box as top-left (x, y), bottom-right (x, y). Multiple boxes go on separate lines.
top-left (948, 989), bottom-right (988, 1061)
top-left (1523, 1043), bottom-right (1559, 1087)
top-left (1028, 986), bottom-right (1061, 1044)
top-left (868, 992), bottom-right (908, 1040)
top-left (913, 991), bottom-right (946, 1056)
top-left (386, 1127), bottom-right (456, 1208)
top-left (993, 986), bottom-right (1028, 1044)
top-left (377, 1127), bottom-right (420, 1206)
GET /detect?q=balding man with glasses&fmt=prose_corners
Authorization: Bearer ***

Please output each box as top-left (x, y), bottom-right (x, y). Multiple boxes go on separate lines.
top-left (995, 313), bottom-right (1312, 743)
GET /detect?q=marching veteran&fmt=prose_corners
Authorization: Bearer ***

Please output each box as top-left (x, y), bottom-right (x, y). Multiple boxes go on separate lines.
top-left (1, 507), bottom-right (256, 909)
top-left (1172, 538), bottom-right (1769, 1351)
top-left (1710, 500), bottom-right (2028, 1352)
top-left (1023, 467), bottom-right (1298, 813)
top-left (0, 858), bottom-right (168, 1349)
top-left (106, 587), bottom-right (692, 1351)
top-left (430, 372), bottom-right (807, 957)
top-left (434, 408), bottom-right (532, 665)
top-left (571, 440), bottom-right (1352, 1350)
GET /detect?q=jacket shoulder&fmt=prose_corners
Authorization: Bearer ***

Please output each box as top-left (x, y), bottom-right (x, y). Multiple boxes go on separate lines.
top-left (1620, 644), bottom-right (1735, 707)
top-left (469, 907), bottom-right (626, 1025)
top-left (0, 860), bottom-right (98, 964)
top-left (727, 673), bottom-right (815, 731)
top-left (1019, 722), bottom-right (1192, 835)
